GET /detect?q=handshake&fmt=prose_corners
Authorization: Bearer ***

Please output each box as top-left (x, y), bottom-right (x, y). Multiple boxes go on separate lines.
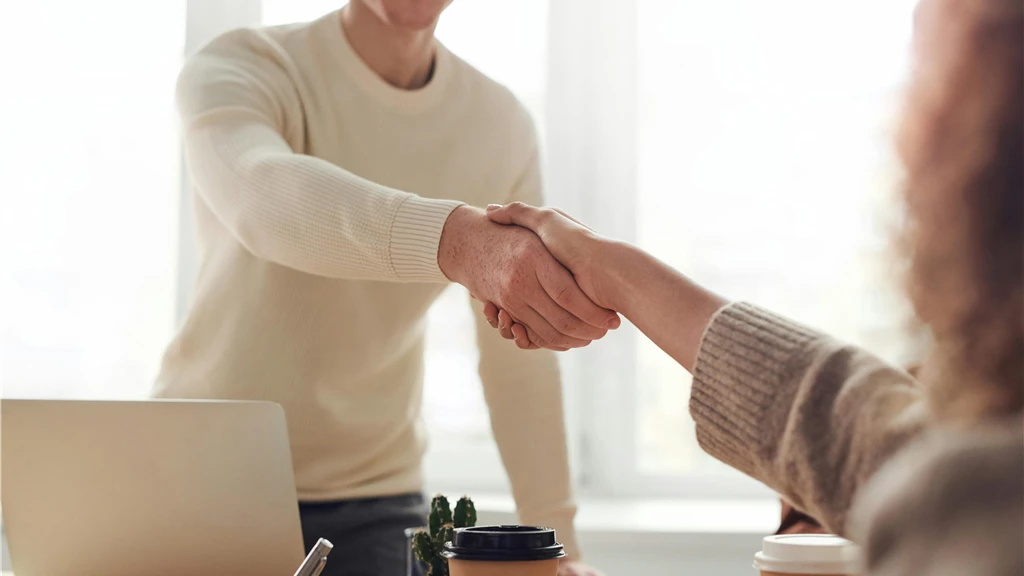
top-left (438, 202), bottom-right (620, 351)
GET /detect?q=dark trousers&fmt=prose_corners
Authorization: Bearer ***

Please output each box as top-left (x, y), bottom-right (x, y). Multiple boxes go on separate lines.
top-left (300, 493), bottom-right (428, 576)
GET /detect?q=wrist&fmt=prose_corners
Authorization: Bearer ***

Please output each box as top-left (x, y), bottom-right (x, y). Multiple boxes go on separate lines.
top-left (600, 240), bottom-right (727, 312)
top-left (594, 239), bottom-right (641, 312)
top-left (437, 204), bottom-right (482, 284)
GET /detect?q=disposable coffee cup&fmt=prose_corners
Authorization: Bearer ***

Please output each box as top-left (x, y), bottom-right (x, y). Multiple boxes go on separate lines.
top-left (442, 525), bottom-right (566, 576)
top-left (753, 534), bottom-right (861, 576)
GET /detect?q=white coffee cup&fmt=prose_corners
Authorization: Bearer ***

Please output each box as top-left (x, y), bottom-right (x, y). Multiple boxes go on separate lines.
top-left (753, 534), bottom-right (861, 575)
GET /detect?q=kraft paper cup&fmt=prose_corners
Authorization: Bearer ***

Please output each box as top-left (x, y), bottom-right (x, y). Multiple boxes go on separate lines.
top-left (443, 525), bottom-right (565, 576)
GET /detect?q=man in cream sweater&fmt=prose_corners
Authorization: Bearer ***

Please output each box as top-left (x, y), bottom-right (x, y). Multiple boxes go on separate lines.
top-left (154, 1), bottom-right (613, 575)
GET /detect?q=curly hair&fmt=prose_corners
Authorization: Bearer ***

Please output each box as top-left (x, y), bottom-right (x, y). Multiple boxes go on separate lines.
top-left (899, 0), bottom-right (1023, 421)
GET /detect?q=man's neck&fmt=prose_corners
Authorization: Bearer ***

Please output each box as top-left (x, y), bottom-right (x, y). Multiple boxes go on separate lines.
top-left (341, 2), bottom-right (438, 90)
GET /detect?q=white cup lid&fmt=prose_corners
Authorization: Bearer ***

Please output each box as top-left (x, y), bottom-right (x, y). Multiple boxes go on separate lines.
top-left (753, 534), bottom-right (861, 574)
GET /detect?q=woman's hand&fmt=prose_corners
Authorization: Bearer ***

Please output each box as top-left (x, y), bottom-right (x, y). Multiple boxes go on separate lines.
top-left (485, 203), bottom-right (614, 309)
top-left (482, 202), bottom-right (620, 350)
top-left (483, 201), bottom-right (728, 365)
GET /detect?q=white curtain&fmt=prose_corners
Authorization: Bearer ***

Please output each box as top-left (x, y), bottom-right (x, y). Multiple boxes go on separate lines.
top-left (546, 0), bottom-right (920, 490)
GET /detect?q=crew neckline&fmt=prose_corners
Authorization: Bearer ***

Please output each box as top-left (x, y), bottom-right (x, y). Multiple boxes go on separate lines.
top-left (315, 9), bottom-right (453, 113)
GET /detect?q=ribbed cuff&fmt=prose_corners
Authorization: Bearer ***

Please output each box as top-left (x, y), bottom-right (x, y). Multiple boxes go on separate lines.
top-left (518, 506), bottom-right (580, 560)
top-left (389, 195), bottom-right (464, 282)
top-left (689, 302), bottom-right (821, 478)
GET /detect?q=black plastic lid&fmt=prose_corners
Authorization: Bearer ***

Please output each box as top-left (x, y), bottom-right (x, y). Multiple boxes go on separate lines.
top-left (441, 525), bottom-right (566, 562)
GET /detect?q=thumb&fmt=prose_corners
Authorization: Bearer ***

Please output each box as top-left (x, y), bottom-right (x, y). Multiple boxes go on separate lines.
top-left (485, 203), bottom-right (513, 224)
top-left (486, 202), bottom-right (543, 231)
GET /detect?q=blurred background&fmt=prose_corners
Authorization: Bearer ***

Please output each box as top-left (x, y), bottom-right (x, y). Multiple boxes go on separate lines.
top-left (1, 0), bottom-right (922, 573)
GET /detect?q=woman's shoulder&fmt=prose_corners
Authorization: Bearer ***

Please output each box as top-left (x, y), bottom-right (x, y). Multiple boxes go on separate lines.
top-left (851, 416), bottom-right (1023, 576)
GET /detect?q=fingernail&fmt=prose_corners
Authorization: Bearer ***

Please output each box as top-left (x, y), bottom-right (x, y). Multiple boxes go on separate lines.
top-left (498, 317), bottom-right (506, 329)
top-left (486, 204), bottom-right (501, 212)
top-left (606, 316), bottom-right (620, 329)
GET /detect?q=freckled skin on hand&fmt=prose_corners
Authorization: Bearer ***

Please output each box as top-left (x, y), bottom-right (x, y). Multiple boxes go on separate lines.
top-left (438, 205), bottom-right (614, 349)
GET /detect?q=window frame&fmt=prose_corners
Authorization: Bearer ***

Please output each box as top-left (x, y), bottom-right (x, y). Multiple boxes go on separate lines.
top-left (545, 0), bottom-right (774, 500)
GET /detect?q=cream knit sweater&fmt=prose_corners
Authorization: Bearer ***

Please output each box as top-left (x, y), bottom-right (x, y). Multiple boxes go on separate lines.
top-left (154, 10), bottom-right (580, 556)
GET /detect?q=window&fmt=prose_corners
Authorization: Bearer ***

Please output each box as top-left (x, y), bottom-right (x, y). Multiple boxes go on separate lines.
top-left (2, 0), bottom-right (924, 506)
top-left (1, 0), bottom-right (184, 400)
top-left (630, 0), bottom-right (920, 485)
top-left (262, 0), bottom-right (920, 498)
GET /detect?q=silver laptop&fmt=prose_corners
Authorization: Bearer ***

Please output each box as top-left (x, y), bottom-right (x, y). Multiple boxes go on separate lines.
top-left (1, 399), bottom-right (305, 576)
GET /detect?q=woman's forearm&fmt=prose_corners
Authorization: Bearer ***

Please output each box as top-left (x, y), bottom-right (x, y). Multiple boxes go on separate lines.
top-left (597, 240), bottom-right (729, 372)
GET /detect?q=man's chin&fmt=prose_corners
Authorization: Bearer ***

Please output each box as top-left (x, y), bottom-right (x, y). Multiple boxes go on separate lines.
top-left (385, 14), bottom-right (441, 31)
top-left (379, 1), bottom-right (448, 32)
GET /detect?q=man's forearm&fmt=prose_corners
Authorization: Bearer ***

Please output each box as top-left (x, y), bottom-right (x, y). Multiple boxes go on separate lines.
top-left (599, 240), bottom-right (729, 372)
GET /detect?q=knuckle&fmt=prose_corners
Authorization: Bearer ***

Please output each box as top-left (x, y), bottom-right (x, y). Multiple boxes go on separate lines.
top-left (545, 331), bottom-right (567, 348)
top-left (527, 328), bottom-right (549, 347)
top-left (553, 313), bottom-right (577, 335)
top-left (497, 284), bottom-right (516, 303)
top-left (498, 272), bottom-right (526, 301)
top-left (512, 240), bottom-right (540, 262)
top-left (552, 284), bottom-right (574, 308)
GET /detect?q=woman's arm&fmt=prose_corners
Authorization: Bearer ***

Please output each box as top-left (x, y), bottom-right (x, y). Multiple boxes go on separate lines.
top-left (483, 203), bottom-right (726, 370)
top-left (484, 202), bottom-right (928, 535)
top-left (595, 242), bottom-right (727, 371)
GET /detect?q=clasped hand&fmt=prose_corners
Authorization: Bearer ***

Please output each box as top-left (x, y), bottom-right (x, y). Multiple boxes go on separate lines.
top-left (437, 203), bottom-right (616, 351)
top-left (437, 205), bottom-right (618, 351)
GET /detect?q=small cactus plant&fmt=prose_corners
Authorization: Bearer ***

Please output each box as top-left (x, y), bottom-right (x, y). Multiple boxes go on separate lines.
top-left (412, 494), bottom-right (477, 576)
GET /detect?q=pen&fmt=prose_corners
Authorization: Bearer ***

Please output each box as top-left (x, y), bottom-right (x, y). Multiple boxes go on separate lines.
top-left (293, 538), bottom-right (333, 576)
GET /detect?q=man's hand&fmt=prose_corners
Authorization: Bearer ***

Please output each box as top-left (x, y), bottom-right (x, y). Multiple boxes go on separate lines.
top-left (485, 203), bottom-right (614, 309)
top-left (438, 205), bottom-right (619, 350)
top-left (559, 559), bottom-right (606, 576)
top-left (479, 203), bottom-right (620, 350)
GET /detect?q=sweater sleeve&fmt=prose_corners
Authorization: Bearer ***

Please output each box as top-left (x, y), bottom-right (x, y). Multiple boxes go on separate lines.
top-left (850, 419), bottom-right (1023, 576)
top-left (177, 30), bottom-right (463, 282)
top-left (690, 302), bottom-right (928, 535)
top-left (473, 140), bottom-right (581, 559)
